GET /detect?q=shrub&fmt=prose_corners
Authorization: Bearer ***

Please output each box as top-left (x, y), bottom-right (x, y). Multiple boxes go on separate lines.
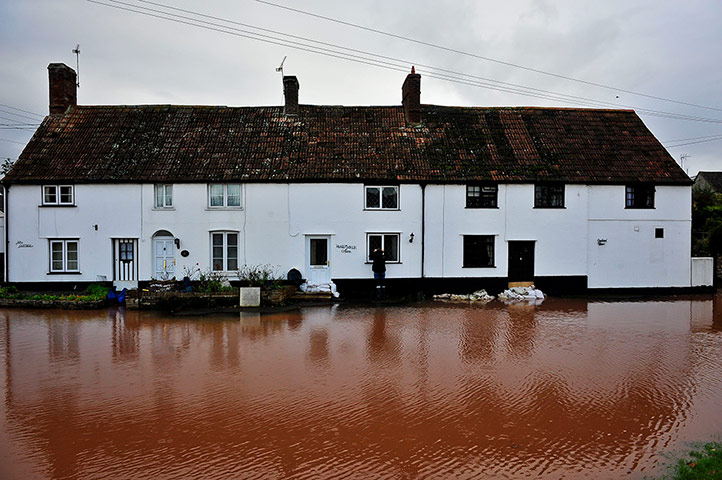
top-left (237, 264), bottom-right (283, 287)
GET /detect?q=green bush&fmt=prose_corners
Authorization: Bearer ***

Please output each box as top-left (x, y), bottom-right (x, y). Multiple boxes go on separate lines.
top-left (672, 442), bottom-right (722, 479)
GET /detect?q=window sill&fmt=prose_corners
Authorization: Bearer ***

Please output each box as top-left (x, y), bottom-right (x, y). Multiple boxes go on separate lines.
top-left (206, 207), bottom-right (244, 211)
top-left (625, 207), bottom-right (655, 210)
top-left (364, 261), bottom-right (402, 265)
top-left (533, 206), bottom-right (566, 209)
top-left (363, 208), bottom-right (401, 212)
top-left (152, 207), bottom-right (176, 211)
top-left (39, 204), bottom-right (76, 208)
top-left (465, 206), bottom-right (499, 209)
top-left (47, 271), bottom-right (82, 275)
top-left (462, 265), bottom-right (496, 268)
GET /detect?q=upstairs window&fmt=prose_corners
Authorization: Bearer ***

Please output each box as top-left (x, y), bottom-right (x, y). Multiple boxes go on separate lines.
top-left (43, 185), bottom-right (74, 206)
top-left (367, 233), bottom-right (400, 263)
top-left (534, 184), bottom-right (564, 208)
top-left (626, 184), bottom-right (655, 209)
top-left (365, 186), bottom-right (399, 210)
top-left (209, 184), bottom-right (242, 208)
top-left (466, 184), bottom-right (498, 208)
top-left (154, 184), bottom-right (173, 208)
top-left (463, 235), bottom-right (495, 268)
top-left (49, 239), bottom-right (79, 273)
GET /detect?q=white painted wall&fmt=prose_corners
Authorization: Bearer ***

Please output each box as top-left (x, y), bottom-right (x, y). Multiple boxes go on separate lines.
top-left (6, 182), bottom-right (693, 288)
top-left (587, 186), bottom-right (691, 288)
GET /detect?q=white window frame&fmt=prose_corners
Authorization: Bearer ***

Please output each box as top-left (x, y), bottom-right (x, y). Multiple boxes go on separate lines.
top-left (42, 185), bottom-right (74, 206)
top-left (366, 233), bottom-right (401, 263)
top-left (365, 185), bottom-right (399, 210)
top-left (208, 184), bottom-right (242, 209)
top-left (154, 184), bottom-right (173, 208)
top-left (49, 239), bottom-right (79, 273)
top-left (210, 231), bottom-right (239, 271)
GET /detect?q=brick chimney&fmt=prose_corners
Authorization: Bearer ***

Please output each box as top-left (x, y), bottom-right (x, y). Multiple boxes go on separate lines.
top-left (402, 66), bottom-right (421, 124)
top-left (283, 75), bottom-right (300, 115)
top-left (48, 63), bottom-right (77, 114)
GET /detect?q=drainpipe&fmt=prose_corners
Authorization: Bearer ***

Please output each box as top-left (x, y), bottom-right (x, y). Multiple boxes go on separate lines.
top-left (421, 183), bottom-right (426, 278)
top-left (3, 185), bottom-right (6, 283)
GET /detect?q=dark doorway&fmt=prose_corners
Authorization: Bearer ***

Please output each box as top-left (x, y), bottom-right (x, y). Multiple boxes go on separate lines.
top-left (508, 241), bottom-right (535, 282)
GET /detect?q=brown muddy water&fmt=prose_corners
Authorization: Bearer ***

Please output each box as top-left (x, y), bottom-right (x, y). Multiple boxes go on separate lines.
top-left (1, 296), bottom-right (722, 479)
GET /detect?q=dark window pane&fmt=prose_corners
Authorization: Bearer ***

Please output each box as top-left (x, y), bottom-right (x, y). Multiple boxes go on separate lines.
top-left (535, 184), bottom-right (564, 208)
top-left (368, 235), bottom-right (382, 261)
top-left (366, 187), bottom-right (380, 208)
top-left (463, 235), bottom-right (494, 267)
top-left (384, 234), bottom-right (399, 262)
top-left (626, 184), bottom-right (655, 209)
top-left (382, 187), bottom-right (398, 209)
top-left (60, 186), bottom-right (73, 204)
top-left (310, 239), bottom-right (327, 266)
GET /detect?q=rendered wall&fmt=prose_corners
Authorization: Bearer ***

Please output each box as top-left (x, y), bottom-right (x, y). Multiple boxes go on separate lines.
top-left (6, 182), bottom-right (692, 288)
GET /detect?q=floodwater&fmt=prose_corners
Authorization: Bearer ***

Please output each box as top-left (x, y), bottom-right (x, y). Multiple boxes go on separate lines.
top-left (1, 296), bottom-right (722, 479)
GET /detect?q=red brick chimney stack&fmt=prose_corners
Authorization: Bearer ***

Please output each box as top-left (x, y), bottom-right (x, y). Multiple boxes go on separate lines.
top-left (48, 63), bottom-right (77, 114)
top-left (402, 66), bottom-right (421, 124)
top-left (283, 76), bottom-right (300, 116)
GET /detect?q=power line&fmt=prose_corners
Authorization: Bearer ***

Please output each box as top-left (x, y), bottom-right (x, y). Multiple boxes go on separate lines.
top-left (256, 0), bottom-right (722, 114)
top-left (0, 104), bottom-right (44, 119)
top-left (664, 136), bottom-right (722, 148)
top-left (89, 0), bottom-right (722, 125)
top-left (0, 108), bottom-right (44, 122)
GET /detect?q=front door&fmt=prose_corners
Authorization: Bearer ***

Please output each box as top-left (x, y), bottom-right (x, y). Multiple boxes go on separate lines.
top-left (508, 241), bottom-right (535, 282)
top-left (113, 238), bottom-right (138, 282)
top-left (307, 236), bottom-right (331, 284)
top-left (153, 237), bottom-right (175, 280)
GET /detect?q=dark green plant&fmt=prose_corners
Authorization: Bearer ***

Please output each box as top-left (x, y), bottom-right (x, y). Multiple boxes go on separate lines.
top-left (236, 264), bottom-right (283, 287)
top-left (198, 268), bottom-right (227, 293)
top-left (671, 442), bottom-right (722, 479)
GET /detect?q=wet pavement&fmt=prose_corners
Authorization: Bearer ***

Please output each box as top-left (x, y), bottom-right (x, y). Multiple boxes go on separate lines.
top-left (1, 295), bottom-right (722, 479)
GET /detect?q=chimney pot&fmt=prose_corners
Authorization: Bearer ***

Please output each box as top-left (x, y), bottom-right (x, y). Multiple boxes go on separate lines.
top-left (48, 63), bottom-right (77, 114)
top-left (402, 68), bottom-right (421, 124)
top-left (283, 75), bottom-right (300, 116)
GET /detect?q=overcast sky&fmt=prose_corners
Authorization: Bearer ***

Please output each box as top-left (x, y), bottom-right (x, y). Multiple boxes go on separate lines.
top-left (1, 0), bottom-right (721, 175)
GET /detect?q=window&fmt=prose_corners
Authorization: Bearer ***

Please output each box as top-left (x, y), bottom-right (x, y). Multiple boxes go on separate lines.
top-left (365, 186), bottom-right (399, 210)
top-left (626, 184), bottom-right (655, 209)
top-left (655, 228), bottom-right (664, 239)
top-left (119, 241), bottom-right (134, 262)
top-left (466, 184), bottom-right (498, 208)
top-left (49, 240), bottom-right (79, 272)
top-left (209, 184), bottom-right (242, 208)
top-left (211, 232), bottom-right (239, 271)
top-left (154, 184), bottom-right (173, 208)
top-left (42, 185), bottom-right (74, 205)
top-left (463, 235), bottom-right (495, 268)
top-left (534, 184), bottom-right (564, 208)
top-left (367, 233), bottom-right (400, 263)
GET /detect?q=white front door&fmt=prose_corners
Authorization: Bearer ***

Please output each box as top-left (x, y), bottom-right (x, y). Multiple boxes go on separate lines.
top-left (153, 237), bottom-right (175, 280)
top-left (307, 236), bottom-right (331, 284)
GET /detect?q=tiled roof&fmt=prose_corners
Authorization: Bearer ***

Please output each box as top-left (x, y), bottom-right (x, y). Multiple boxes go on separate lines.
top-left (5, 104), bottom-right (691, 185)
top-left (694, 171), bottom-right (722, 191)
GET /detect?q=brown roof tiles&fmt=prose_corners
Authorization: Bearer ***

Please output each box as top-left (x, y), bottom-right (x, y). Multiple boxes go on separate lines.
top-left (5, 104), bottom-right (690, 185)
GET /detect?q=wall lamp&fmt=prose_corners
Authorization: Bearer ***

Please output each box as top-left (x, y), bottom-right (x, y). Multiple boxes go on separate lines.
top-left (409, 232), bottom-right (415, 243)
top-left (174, 238), bottom-right (181, 249)
top-left (597, 238), bottom-right (607, 246)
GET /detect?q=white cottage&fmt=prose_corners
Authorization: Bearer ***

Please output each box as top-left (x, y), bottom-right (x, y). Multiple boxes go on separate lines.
top-left (2, 63), bottom-right (708, 294)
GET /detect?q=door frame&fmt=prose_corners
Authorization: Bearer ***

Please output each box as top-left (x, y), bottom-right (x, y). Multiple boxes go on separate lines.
top-left (306, 235), bottom-right (332, 284)
top-left (152, 233), bottom-right (176, 280)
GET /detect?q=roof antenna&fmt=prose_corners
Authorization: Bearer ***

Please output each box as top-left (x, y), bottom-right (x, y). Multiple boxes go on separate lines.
top-left (276, 56), bottom-right (287, 77)
top-left (680, 153), bottom-right (690, 174)
top-left (72, 44), bottom-right (81, 88)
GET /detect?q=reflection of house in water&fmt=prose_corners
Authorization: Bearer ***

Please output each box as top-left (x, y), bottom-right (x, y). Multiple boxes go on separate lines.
top-left (1, 300), bottom-right (722, 478)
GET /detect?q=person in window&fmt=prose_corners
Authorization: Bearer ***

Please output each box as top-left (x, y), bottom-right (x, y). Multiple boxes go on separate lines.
top-left (371, 248), bottom-right (386, 297)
